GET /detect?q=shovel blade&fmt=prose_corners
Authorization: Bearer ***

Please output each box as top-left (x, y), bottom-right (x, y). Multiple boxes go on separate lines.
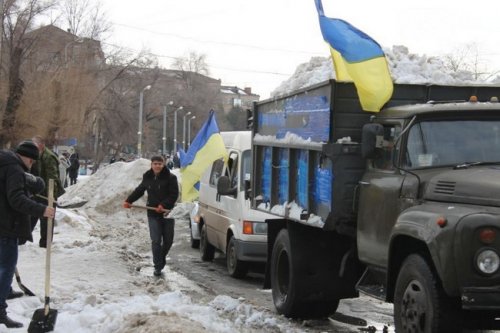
top-left (28, 308), bottom-right (58, 333)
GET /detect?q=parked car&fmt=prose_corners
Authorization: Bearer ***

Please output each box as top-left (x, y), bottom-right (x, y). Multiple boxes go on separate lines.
top-left (197, 131), bottom-right (275, 278)
top-left (189, 202), bottom-right (201, 248)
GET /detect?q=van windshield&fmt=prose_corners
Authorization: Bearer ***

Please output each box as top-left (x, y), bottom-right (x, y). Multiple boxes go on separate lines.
top-left (404, 119), bottom-right (500, 168)
top-left (241, 150), bottom-right (251, 191)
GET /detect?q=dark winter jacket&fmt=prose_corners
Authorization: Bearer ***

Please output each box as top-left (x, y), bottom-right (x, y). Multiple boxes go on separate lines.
top-left (126, 166), bottom-right (179, 217)
top-left (0, 150), bottom-right (46, 242)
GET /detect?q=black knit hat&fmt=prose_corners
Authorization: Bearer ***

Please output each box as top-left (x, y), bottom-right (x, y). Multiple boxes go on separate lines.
top-left (15, 141), bottom-right (39, 160)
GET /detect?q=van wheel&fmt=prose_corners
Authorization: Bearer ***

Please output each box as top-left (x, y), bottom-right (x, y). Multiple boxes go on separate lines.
top-left (226, 236), bottom-right (248, 278)
top-left (394, 254), bottom-right (460, 333)
top-left (200, 224), bottom-right (214, 261)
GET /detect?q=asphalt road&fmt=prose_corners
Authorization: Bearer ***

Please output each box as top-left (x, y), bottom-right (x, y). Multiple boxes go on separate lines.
top-left (167, 217), bottom-right (499, 333)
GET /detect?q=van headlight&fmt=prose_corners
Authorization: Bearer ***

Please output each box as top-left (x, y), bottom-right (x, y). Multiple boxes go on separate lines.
top-left (475, 249), bottom-right (500, 275)
top-left (243, 220), bottom-right (267, 235)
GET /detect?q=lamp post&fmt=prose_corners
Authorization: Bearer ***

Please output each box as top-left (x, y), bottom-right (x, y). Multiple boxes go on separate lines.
top-left (163, 101), bottom-right (173, 155)
top-left (173, 106), bottom-right (183, 154)
top-left (182, 111), bottom-right (192, 151)
top-left (137, 84), bottom-right (151, 158)
top-left (187, 115), bottom-right (196, 150)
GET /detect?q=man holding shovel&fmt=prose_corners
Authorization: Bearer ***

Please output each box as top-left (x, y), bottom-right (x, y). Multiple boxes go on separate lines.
top-left (0, 141), bottom-right (55, 328)
top-left (123, 155), bottom-right (179, 277)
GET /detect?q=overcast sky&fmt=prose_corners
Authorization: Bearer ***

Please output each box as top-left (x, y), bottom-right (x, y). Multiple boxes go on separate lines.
top-left (100, 0), bottom-right (500, 99)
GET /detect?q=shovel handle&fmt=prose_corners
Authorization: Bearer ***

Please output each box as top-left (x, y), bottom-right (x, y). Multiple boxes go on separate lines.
top-left (130, 204), bottom-right (170, 214)
top-left (45, 180), bottom-right (54, 316)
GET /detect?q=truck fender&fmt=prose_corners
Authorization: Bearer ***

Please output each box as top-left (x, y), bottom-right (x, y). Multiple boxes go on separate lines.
top-left (387, 209), bottom-right (458, 301)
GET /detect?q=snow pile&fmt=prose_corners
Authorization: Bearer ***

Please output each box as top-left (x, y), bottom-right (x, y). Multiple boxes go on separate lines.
top-left (271, 45), bottom-right (493, 97)
top-left (58, 159), bottom-right (191, 218)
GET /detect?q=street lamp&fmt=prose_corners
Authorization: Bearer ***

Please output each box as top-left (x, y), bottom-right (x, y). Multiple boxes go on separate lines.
top-left (173, 106), bottom-right (183, 154)
top-left (137, 84), bottom-right (151, 158)
top-left (187, 115), bottom-right (196, 150)
top-left (182, 111), bottom-right (192, 151)
top-left (163, 101), bottom-right (173, 155)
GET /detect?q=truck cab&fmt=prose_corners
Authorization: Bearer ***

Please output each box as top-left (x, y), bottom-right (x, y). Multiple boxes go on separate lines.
top-left (197, 131), bottom-right (274, 278)
top-left (358, 102), bottom-right (500, 331)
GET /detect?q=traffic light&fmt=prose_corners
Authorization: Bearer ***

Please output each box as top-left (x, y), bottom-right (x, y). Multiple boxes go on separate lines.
top-left (246, 108), bottom-right (253, 130)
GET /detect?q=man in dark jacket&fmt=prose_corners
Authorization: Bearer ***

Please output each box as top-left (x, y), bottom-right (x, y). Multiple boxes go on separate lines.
top-left (0, 141), bottom-right (55, 328)
top-left (123, 156), bottom-right (179, 277)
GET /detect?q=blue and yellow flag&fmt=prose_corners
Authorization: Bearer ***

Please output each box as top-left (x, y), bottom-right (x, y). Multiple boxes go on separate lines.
top-left (315, 0), bottom-right (393, 112)
top-left (180, 110), bottom-right (227, 202)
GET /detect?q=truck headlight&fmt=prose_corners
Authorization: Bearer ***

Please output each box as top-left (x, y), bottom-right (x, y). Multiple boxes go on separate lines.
top-left (475, 249), bottom-right (500, 275)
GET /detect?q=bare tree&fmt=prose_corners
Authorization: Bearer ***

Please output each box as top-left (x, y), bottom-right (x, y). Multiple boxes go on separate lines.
top-left (59, 0), bottom-right (111, 40)
top-left (443, 43), bottom-right (498, 81)
top-left (0, 0), bottom-right (56, 147)
top-left (172, 51), bottom-right (210, 76)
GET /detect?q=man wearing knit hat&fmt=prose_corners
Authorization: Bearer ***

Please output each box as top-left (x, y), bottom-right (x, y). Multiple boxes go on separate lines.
top-left (0, 141), bottom-right (55, 328)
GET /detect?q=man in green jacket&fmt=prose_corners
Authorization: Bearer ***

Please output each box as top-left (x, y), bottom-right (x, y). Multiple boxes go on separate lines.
top-left (31, 135), bottom-right (64, 248)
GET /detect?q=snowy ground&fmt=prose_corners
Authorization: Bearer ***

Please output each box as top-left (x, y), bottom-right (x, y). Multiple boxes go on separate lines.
top-left (6, 160), bottom-right (332, 333)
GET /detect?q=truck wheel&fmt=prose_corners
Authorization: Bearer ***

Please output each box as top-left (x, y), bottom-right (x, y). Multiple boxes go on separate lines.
top-left (394, 254), bottom-right (460, 333)
top-left (190, 226), bottom-right (200, 249)
top-left (226, 236), bottom-right (248, 278)
top-left (271, 230), bottom-right (297, 316)
top-left (200, 224), bottom-right (214, 261)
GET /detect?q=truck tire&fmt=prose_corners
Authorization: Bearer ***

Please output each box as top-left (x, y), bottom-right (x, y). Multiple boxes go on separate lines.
top-left (200, 224), bottom-right (215, 261)
top-left (394, 254), bottom-right (460, 333)
top-left (271, 229), bottom-right (339, 318)
top-left (226, 236), bottom-right (248, 278)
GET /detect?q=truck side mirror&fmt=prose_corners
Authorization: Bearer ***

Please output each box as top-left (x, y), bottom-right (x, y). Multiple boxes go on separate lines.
top-left (217, 175), bottom-right (237, 197)
top-left (362, 123), bottom-right (384, 159)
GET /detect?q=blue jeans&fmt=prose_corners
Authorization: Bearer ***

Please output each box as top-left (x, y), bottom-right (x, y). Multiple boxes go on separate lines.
top-left (147, 216), bottom-right (174, 271)
top-left (0, 237), bottom-right (18, 310)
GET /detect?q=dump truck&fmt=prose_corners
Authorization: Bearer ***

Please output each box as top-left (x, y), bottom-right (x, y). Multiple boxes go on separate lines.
top-left (251, 79), bottom-right (500, 332)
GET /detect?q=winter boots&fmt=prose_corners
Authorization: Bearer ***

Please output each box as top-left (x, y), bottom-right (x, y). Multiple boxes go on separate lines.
top-left (0, 311), bottom-right (22, 328)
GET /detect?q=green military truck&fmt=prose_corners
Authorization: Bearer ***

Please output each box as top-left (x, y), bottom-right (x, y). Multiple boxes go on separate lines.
top-left (250, 80), bottom-right (500, 332)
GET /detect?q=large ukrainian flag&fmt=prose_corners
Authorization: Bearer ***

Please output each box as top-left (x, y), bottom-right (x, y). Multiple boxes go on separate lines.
top-left (315, 0), bottom-right (393, 112)
top-left (180, 110), bottom-right (227, 202)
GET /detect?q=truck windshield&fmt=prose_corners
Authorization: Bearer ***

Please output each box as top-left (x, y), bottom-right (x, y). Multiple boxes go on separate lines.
top-left (404, 119), bottom-right (500, 169)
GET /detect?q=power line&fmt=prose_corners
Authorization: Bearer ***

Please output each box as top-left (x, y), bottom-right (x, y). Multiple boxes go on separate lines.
top-left (112, 22), bottom-right (324, 56)
top-left (101, 41), bottom-right (294, 77)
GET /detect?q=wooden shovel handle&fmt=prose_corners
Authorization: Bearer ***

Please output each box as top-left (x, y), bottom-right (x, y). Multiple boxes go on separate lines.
top-left (130, 204), bottom-right (171, 215)
top-left (45, 179), bottom-right (54, 316)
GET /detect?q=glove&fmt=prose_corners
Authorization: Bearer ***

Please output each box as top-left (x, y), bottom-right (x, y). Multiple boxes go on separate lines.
top-left (155, 204), bottom-right (165, 213)
top-left (24, 172), bottom-right (45, 194)
top-left (123, 201), bottom-right (131, 209)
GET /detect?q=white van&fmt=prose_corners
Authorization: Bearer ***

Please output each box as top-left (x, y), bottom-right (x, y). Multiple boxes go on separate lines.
top-left (196, 131), bottom-right (274, 278)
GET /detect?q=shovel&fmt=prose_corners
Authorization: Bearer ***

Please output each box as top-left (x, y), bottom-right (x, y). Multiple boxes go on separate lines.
top-left (35, 194), bottom-right (88, 209)
top-left (130, 204), bottom-right (171, 216)
top-left (28, 179), bottom-right (58, 333)
top-left (14, 267), bottom-right (35, 296)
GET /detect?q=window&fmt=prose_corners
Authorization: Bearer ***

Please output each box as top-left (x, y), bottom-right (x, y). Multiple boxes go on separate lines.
top-left (240, 150), bottom-right (252, 191)
top-left (233, 98), bottom-right (242, 107)
top-left (225, 152), bottom-right (239, 190)
top-left (209, 159), bottom-right (224, 186)
top-left (373, 125), bottom-right (398, 171)
top-left (404, 119), bottom-right (500, 169)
